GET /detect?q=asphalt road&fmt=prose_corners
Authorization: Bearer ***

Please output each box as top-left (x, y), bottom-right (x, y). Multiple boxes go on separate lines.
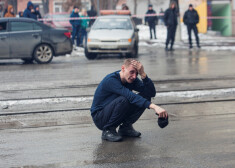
top-left (0, 46), bottom-right (235, 167)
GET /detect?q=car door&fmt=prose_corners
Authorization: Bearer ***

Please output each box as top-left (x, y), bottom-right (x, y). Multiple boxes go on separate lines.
top-left (9, 21), bottom-right (42, 58)
top-left (0, 20), bottom-right (10, 58)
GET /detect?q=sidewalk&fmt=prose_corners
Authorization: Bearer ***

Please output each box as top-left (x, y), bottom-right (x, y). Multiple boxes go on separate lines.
top-left (138, 24), bottom-right (235, 51)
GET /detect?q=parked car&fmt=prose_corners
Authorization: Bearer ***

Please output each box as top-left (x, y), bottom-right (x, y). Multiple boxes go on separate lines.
top-left (85, 14), bottom-right (139, 60)
top-left (43, 13), bottom-right (72, 32)
top-left (0, 17), bottom-right (72, 64)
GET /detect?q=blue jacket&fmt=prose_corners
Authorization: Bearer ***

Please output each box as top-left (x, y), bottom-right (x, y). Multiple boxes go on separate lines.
top-left (23, 1), bottom-right (37, 20)
top-left (34, 5), bottom-right (42, 19)
top-left (70, 10), bottom-right (81, 27)
top-left (91, 71), bottom-right (156, 115)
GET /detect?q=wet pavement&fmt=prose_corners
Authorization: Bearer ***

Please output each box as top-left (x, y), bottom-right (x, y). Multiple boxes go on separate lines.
top-left (0, 46), bottom-right (235, 167)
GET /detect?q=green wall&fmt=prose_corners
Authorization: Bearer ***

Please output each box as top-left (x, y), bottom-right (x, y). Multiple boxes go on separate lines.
top-left (212, 4), bottom-right (232, 36)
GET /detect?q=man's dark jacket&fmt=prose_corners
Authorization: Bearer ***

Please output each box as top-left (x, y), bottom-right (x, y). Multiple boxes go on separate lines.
top-left (91, 71), bottom-right (156, 115)
top-left (70, 10), bottom-right (81, 27)
top-left (183, 9), bottom-right (199, 25)
top-left (164, 8), bottom-right (178, 26)
top-left (145, 9), bottom-right (158, 25)
top-left (23, 1), bottom-right (37, 20)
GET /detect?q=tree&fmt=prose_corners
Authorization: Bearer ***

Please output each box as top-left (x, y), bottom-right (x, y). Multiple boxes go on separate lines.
top-left (134, 0), bottom-right (137, 15)
top-left (41, 0), bottom-right (49, 14)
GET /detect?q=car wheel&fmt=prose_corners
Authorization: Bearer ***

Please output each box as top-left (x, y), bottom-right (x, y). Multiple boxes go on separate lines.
top-left (85, 48), bottom-right (97, 60)
top-left (127, 43), bottom-right (138, 58)
top-left (21, 58), bottom-right (34, 64)
top-left (33, 44), bottom-right (54, 64)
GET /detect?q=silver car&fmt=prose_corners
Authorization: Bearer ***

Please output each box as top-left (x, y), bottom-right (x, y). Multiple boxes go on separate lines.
top-left (0, 18), bottom-right (72, 64)
top-left (85, 15), bottom-right (139, 59)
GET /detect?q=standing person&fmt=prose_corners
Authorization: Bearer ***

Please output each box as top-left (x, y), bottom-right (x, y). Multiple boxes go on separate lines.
top-left (4, 5), bottom-right (15, 17)
top-left (164, 1), bottom-right (178, 51)
top-left (23, 1), bottom-right (37, 19)
top-left (159, 8), bottom-right (165, 25)
top-left (183, 4), bottom-right (200, 49)
top-left (91, 59), bottom-right (168, 142)
top-left (0, 5), bottom-right (4, 18)
top-left (70, 6), bottom-right (81, 49)
top-left (18, 11), bottom-right (24, 17)
top-left (34, 5), bottom-right (42, 20)
top-left (145, 4), bottom-right (158, 39)
top-left (87, 5), bottom-right (97, 27)
top-left (80, 9), bottom-right (89, 47)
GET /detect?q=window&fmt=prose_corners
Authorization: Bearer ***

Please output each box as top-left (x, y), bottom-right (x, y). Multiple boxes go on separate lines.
top-left (0, 22), bottom-right (7, 33)
top-left (10, 22), bottom-right (34, 32)
top-left (34, 23), bottom-right (42, 30)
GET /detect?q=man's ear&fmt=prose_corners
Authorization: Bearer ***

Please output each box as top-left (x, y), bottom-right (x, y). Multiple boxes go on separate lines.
top-left (121, 65), bottom-right (125, 72)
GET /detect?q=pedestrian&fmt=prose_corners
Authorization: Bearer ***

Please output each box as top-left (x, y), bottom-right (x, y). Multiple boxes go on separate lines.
top-left (87, 5), bottom-right (97, 27)
top-left (145, 4), bottom-right (158, 39)
top-left (0, 5), bottom-right (4, 18)
top-left (122, 3), bottom-right (129, 10)
top-left (159, 8), bottom-right (165, 25)
top-left (80, 9), bottom-right (89, 47)
top-left (23, 1), bottom-right (37, 20)
top-left (34, 5), bottom-right (42, 20)
top-left (18, 11), bottom-right (24, 17)
top-left (164, 1), bottom-right (178, 51)
top-left (91, 59), bottom-right (168, 142)
top-left (183, 4), bottom-right (201, 49)
top-left (70, 6), bottom-right (81, 49)
top-left (4, 5), bottom-right (15, 17)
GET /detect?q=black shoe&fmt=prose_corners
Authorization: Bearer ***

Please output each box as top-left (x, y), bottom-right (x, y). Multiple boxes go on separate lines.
top-left (169, 47), bottom-right (174, 51)
top-left (118, 124), bottom-right (141, 137)
top-left (165, 47), bottom-right (169, 51)
top-left (197, 45), bottom-right (201, 48)
top-left (102, 127), bottom-right (122, 142)
top-left (189, 45), bottom-right (193, 49)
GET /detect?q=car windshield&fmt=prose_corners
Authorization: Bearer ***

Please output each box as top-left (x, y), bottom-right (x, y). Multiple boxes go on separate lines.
top-left (92, 18), bottom-right (133, 30)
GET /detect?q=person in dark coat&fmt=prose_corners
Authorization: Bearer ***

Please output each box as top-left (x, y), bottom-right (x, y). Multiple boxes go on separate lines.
top-left (145, 4), bottom-right (158, 39)
top-left (19, 11), bottom-right (24, 17)
top-left (87, 5), bottom-right (97, 27)
top-left (70, 6), bottom-right (81, 48)
top-left (23, 1), bottom-right (37, 20)
top-left (91, 59), bottom-right (168, 142)
top-left (183, 4), bottom-right (200, 48)
top-left (164, 1), bottom-right (178, 51)
top-left (0, 5), bottom-right (4, 18)
top-left (34, 5), bottom-right (42, 20)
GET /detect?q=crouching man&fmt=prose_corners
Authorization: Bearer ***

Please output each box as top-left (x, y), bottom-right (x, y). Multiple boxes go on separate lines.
top-left (91, 59), bottom-right (168, 142)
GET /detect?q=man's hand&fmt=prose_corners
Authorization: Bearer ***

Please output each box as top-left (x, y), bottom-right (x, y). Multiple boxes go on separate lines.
top-left (131, 60), bottom-right (146, 79)
top-left (149, 103), bottom-right (168, 118)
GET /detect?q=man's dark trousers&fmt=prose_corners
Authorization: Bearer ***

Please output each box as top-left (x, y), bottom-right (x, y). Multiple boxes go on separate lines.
top-left (166, 25), bottom-right (177, 48)
top-left (72, 26), bottom-right (80, 46)
top-left (92, 93), bottom-right (151, 130)
top-left (187, 24), bottom-right (199, 47)
top-left (149, 23), bottom-right (156, 39)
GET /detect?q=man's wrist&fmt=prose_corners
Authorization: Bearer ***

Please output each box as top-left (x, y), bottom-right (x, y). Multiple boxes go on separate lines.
top-left (140, 72), bottom-right (147, 79)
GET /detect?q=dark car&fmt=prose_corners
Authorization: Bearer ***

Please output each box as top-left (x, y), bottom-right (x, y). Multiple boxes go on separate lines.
top-left (0, 17), bottom-right (72, 64)
top-left (43, 13), bottom-right (72, 32)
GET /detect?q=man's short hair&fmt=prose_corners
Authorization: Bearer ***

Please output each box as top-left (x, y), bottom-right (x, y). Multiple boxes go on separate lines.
top-left (124, 59), bottom-right (136, 67)
top-left (74, 6), bottom-right (79, 9)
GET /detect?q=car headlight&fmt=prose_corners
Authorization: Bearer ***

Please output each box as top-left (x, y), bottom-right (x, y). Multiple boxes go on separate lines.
top-left (119, 39), bottom-right (132, 43)
top-left (87, 38), bottom-right (100, 42)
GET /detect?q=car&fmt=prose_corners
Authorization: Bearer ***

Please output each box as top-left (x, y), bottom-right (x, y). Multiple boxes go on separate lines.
top-left (85, 13), bottom-right (139, 60)
top-left (43, 13), bottom-right (72, 32)
top-left (0, 17), bottom-right (72, 64)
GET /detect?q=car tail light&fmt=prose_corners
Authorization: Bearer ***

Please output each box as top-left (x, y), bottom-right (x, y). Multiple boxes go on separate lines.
top-left (64, 32), bottom-right (71, 38)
